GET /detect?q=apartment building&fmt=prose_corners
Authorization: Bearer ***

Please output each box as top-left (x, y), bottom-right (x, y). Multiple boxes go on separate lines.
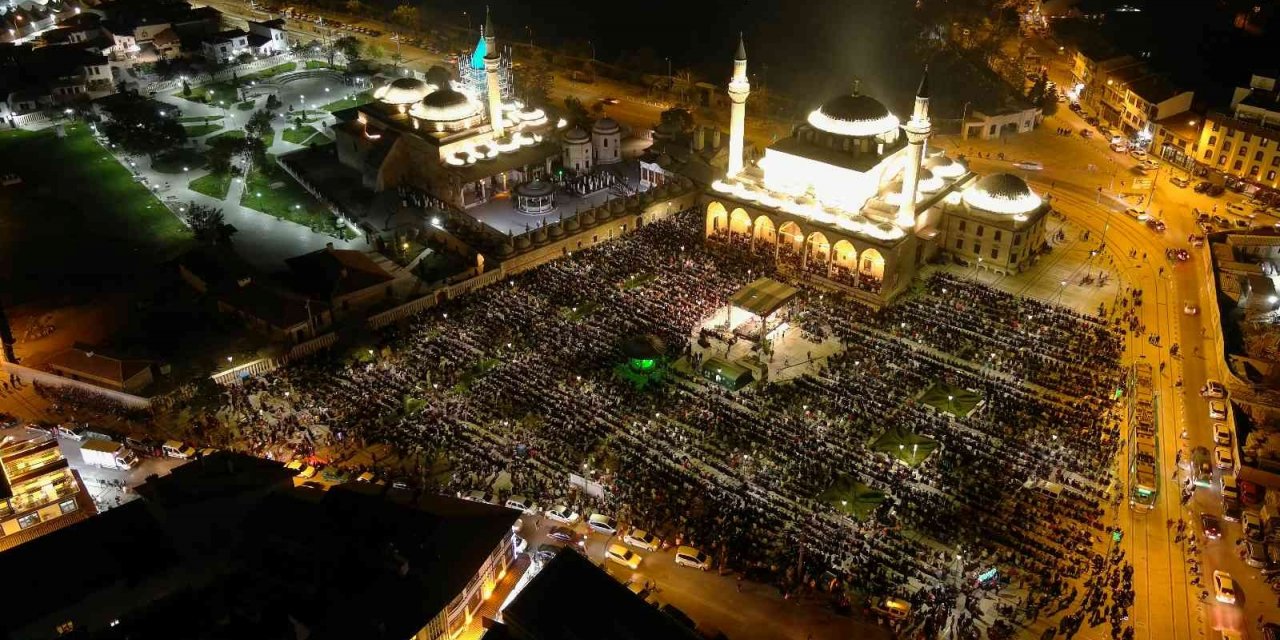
top-left (0, 433), bottom-right (96, 551)
top-left (1070, 40), bottom-right (1193, 142)
top-left (1197, 74), bottom-right (1280, 189)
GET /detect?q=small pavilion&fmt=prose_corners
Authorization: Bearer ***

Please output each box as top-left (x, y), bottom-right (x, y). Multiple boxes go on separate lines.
top-left (724, 277), bottom-right (799, 341)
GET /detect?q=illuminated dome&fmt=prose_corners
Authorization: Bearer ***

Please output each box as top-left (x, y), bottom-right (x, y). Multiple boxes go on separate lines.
top-left (424, 65), bottom-right (454, 87)
top-left (963, 173), bottom-right (1043, 215)
top-left (375, 77), bottom-right (431, 105)
top-left (411, 88), bottom-right (479, 122)
top-left (807, 87), bottom-right (899, 137)
top-left (592, 117), bottom-right (622, 135)
top-left (924, 155), bottom-right (966, 179)
top-left (562, 126), bottom-right (590, 144)
top-left (916, 168), bottom-right (943, 193)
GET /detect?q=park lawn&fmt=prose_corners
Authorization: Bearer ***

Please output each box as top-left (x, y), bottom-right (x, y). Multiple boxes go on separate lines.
top-left (188, 170), bottom-right (232, 199)
top-left (0, 125), bottom-right (190, 303)
top-left (305, 60), bottom-right (334, 70)
top-left (207, 129), bottom-right (245, 143)
top-left (240, 155), bottom-right (346, 235)
top-left (182, 122), bottom-right (223, 137)
top-left (178, 115), bottom-right (223, 124)
top-left (321, 90), bottom-right (373, 112)
top-left (282, 125), bottom-right (322, 145)
top-left (152, 147), bottom-right (207, 174)
top-left (303, 131), bottom-right (332, 146)
top-left (236, 101), bottom-right (256, 111)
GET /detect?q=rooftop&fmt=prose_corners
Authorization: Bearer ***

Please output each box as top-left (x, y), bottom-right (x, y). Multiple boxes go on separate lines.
top-left (46, 342), bottom-right (151, 384)
top-left (285, 247), bottom-right (395, 299)
top-left (730, 277), bottom-right (799, 318)
top-left (492, 550), bottom-right (702, 640)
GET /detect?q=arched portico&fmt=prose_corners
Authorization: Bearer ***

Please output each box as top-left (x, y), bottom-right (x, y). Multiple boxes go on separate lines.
top-left (777, 221), bottom-right (804, 257)
top-left (753, 214), bottom-right (776, 246)
top-left (860, 248), bottom-right (886, 292)
top-left (729, 207), bottom-right (752, 236)
top-left (706, 201), bottom-right (728, 237)
top-left (805, 231), bottom-right (830, 272)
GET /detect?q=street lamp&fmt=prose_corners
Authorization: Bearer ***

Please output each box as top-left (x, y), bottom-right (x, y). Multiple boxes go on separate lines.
top-left (588, 40), bottom-right (595, 62)
top-left (463, 11), bottom-right (470, 32)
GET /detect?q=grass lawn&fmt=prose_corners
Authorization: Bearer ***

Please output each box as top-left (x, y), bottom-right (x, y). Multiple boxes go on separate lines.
top-left (282, 125), bottom-right (323, 145)
top-left (182, 123), bottom-right (223, 137)
top-left (207, 129), bottom-right (245, 143)
top-left (0, 125), bottom-right (190, 303)
top-left (175, 62), bottom-right (298, 104)
top-left (178, 115), bottom-right (223, 124)
top-left (305, 60), bottom-right (334, 70)
top-left (152, 147), bottom-right (207, 174)
top-left (321, 90), bottom-right (373, 112)
top-left (869, 426), bottom-right (939, 468)
top-left (236, 101), bottom-right (256, 111)
top-left (918, 380), bottom-right (983, 417)
top-left (188, 170), bottom-right (233, 199)
top-left (240, 155), bottom-right (349, 236)
top-left (303, 131), bottom-right (332, 146)
top-left (819, 476), bottom-right (886, 521)
top-left (622, 272), bottom-right (657, 290)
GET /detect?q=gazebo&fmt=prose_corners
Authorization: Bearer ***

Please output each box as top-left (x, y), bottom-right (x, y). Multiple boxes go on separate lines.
top-left (514, 179), bottom-right (556, 214)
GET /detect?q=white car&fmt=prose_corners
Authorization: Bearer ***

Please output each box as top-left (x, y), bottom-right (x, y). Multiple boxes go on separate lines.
top-left (1183, 303), bottom-right (1199, 316)
top-left (1013, 160), bottom-right (1044, 171)
top-left (674, 545), bottom-right (713, 570)
top-left (1200, 380), bottom-right (1227, 399)
top-left (1213, 570), bottom-right (1237, 604)
top-left (1214, 422), bottom-right (1232, 447)
top-left (545, 505), bottom-right (580, 525)
top-left (587, 513), bottom-right (619, 535)
top-left (1215, 446), bottom-right (1235, 470)
top-left (459, 489), bottom-right (496, 505)
top-left (623, 528), bottom-right (662, 551)
top-left (1129, 149), bottom-right (1147, 160)
top-left (1209, 399), bottom-right (1228, 420)
top-left (1110, 142), bottom-right (1128, 153)
top-left (1124, 208), bottom-right (1150, 221)
top-left (504, 495), bottom-right (536, 513)
top-left (56, 425), bottom-right (86, 441)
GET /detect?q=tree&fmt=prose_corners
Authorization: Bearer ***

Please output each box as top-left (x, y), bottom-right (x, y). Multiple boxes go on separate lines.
top-left (182, 202), bottom-right (235, 245)
top-left (99, 93), bottom-right (186, 160)
top-left (514, 55), bottom-right (553, 106)
top-left (364, 42), bottom-right (386, 61)
top-left (390, 3), bottom-right (419, 30)
top-left (182, 79), bottom-right (192, 97)
top-left (562, 96), bottom-right (589, 126)
top-left (245, 109), bottom-right (274, 141)
top-left (659, 108), bottom-right (694, 133)
top-left (236, 51), bottom-right (254, 64)
top-left (333, 35), bottom-right (362, 63)
top-left (344, 0), bottom-right (363, 14)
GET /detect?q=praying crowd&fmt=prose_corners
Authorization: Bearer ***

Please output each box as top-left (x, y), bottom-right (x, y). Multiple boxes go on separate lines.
top-left (207, 209), bottom-right (1132, 639)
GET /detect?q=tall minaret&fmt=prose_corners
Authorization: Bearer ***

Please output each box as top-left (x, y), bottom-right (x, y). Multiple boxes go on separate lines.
top-left (727, 33), bottom-right (750, 177)
top-left (483, 6), bottom-right (504, 137)
top-left (897, 66), bottom-right (932, 229)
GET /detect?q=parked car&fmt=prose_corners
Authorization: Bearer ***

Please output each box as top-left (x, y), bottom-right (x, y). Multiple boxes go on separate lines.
top-left (504, 495), bottom-right (535, 513)
top-left (1245, 511), bottom-right (1265, 542)
top-left (547, 526), bottom-right (577, 543)
top-left (545, 505), bottom-right (581, 525)
top-left (623, 528), bottom-right (661, 551)
top-left (674, 545), bottom-right (712, 570)
top-left (1209, 184), bottom-right (1226, 196)
top-left (1201, 380), bottom-right (1227, 398)
top-left (1183, 303), bottom-right (1198, 315)
top-left (56, 424), bottom-right (86, 441)
top-left (1129, 148), bottom-right (1148, 160)
top-left (285, 459), bottom-right (317, 478)
top-left (1170, 176), bottom-right (1190, 188)
top-left (606, 543), bottom-right (642, 569)
top-left (162, 440), bottom-right (196, 459)
top-left (1145, 218), bottom-right (1166, 232)
top-left (1110, 142), bottom-right (1128, 153)
top-left (1124, 207), bottom-right (1149, 221)
top-left (458, 489), bottom-right (496, 504)
top-left (533, 543), bottom-right (562, 563)
top-left (587, 513), bottom-right (619, 535)
top-left (1215, 445), bottom-right (1235, 470)
top-left (1013, 160), bottom-right (1044, 171)
top-left (1209, 399), bottom-right (1228, 420)
top-left (1214, 422), bottom-right (1233, 446)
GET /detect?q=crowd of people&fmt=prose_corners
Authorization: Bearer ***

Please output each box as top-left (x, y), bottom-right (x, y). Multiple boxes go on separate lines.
top-left (203, 209), bottom-right (1130, 639)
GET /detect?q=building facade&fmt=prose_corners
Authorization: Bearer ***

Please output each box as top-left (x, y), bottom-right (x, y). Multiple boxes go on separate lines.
top-left (702, 43), bottom-right (1049, 304)
top-left (1070, 43), bottom-right (1192, 143)
top-left (1197, 74), bottom-right (1280, 190)
top-left (0, 434), bottom-right (95, 551)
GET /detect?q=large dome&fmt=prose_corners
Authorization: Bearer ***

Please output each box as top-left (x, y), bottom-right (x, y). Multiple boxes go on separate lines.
top-left (411, 88), bottom-right (479, 122)
top-left (807, 89), bottom-right (899, 137)
top-left (963, 173), bottom-right (1043, 215)
top-left (592, 117), bottom-right (621, 135)
top-left (375, 77), bottom-right (431, 105)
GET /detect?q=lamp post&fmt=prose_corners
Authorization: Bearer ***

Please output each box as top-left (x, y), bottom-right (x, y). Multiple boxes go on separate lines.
top-left (463, 11), bottom-right (470, 32)
top-left (588, 40), bottom-right (595, 62)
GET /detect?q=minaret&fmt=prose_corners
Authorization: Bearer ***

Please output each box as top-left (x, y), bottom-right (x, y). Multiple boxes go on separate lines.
top-left (897, 66), bottom-right (932, 229)
top-left (483, 6), bottom-right (504, 137)
top-left (726, 33), bottom-right (750, 177)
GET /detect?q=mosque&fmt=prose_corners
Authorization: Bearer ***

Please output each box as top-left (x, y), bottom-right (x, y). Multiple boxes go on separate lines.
top-left (704, 37), bottom-right (1051, 304)
top-left (332, 8), bottom-right (624, 216)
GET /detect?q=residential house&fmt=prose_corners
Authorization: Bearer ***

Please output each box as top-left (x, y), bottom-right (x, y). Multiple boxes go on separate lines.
top-left (46, 342), bottom-right (155, 394)
top-left (246, 18), bottom-right (286, 56)
top-left (0, 41), bottom-right (114, 124)
top-left (200, 28), bottom-right (248, 63)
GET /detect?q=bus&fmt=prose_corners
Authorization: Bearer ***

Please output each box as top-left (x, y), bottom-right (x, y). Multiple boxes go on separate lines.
top-left (1128, 362), bottom-right (1159, 511)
